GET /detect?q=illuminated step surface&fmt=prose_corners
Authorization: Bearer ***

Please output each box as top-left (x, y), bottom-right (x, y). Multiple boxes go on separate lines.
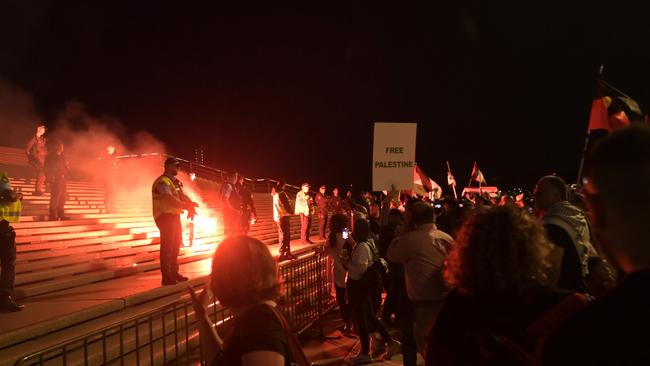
top-left (0, 146), bottom-right (327, 365)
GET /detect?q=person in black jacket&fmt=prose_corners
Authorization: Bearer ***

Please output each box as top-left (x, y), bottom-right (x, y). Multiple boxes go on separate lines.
top-left (315, 185), bottom-right (329, 240)
top-left (190, 236), bottom-right (297, 366)
top-left (25, 124), bottom-right (47, 196)
top-left (237, 176), bottom-right (257, 235)
top-left (44, 141), bottom-right (69, 221)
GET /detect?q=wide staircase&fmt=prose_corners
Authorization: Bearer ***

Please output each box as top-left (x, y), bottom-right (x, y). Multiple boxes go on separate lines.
top-left (0, 146), bottom-right (332, 366)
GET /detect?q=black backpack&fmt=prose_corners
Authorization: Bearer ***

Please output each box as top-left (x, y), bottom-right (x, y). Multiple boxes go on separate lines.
top-left (359, 240), bottom-right (389, 289)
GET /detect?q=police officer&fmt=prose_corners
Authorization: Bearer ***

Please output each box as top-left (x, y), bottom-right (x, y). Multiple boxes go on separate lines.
top-left (315, 185), bottom-right (329, 240)
top-left (25, 124), bottom-right (47, 196)
top-left (330, 187), bottom-right (346, 215)
top-left (0, 172), bottom-right (24, 312)
top-left (44, 141), bottom-right (70, 221)
top-left (152, 158), bottom-right (198, 286)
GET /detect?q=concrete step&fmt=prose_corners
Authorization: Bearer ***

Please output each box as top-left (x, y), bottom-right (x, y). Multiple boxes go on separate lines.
top-left (0, 240), bottom-right (323, 364)
top-left (17, 232), bottom-right (151, 254)
top-left (12, 216), bottom-right (154, 229)
top-left (13, 220), bottom-right (154, 236)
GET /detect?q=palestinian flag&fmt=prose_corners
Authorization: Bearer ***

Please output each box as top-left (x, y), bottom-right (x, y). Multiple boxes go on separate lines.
top-left (413, 164), bottom-right (442, 199)
top-left (471, 162), bottom-right (486, 185)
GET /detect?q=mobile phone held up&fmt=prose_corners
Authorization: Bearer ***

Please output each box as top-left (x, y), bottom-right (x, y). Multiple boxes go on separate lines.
top-left (342, 227), bottom-right (349, 240)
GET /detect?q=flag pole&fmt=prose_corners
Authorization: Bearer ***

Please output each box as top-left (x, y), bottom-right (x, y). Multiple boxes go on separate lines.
top-left (468, 162), bottom-right (475, 189)
top-left (576, 132), bottom-right (591, 187)
top-left (577, 65), bottom-right (604, 187)
top-left (446, 161), bottom-right (458, 200)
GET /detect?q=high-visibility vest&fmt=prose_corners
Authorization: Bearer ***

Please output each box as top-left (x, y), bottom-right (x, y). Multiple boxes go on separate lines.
top-left (0, 172), bottom-right (21, 223)
top-left (152, 175), bottom-right (183, 219)
top-left (0, 200), bottom-right (21, 223)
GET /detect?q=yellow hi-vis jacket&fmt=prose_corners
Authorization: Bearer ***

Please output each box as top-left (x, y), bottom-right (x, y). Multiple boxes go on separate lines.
top-left (0, 172), bottom-right (21, 223)
top-left (152, 175), bottom-right (183, 219)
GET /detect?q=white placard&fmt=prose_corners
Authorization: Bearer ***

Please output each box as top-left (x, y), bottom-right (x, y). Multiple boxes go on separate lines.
top-left (372, 122), bottom-right (417, 191)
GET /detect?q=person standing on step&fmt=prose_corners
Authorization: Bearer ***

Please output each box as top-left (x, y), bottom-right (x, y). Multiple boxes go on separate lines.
top-left (220, 172), bottom-right (241, 238)
top-left (152, 157), bottom-right (198, 286)
top-left (0, 172), bottom-right (24, 312)
top-left (237, 175), bottom-right (257, 236)
top-left (44, 141), bottom-right (70, 221)
top-left (295, 182), bottom-right (314, 245)
top-left (315, 185), bottom-right (330, 240)
top-left (100, 144), bottom-right (119, 213)
top-left (273, 180), bottom-right (295, 261)
top-left (25, 124), bottom-right (47, 196)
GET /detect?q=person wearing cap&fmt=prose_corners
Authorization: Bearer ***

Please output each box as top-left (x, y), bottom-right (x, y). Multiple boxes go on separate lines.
top-left (295, 182), bottom-right (314, 245)
top-left (0, 172), bottom-right (24, 312)
top-left (152, 157), bottom-right (198, 285)
top-left (273, 180), bottom-right (295, 260)
top-left (25, 124), bottom-right (47, 196)
top-left (315, 185), bottom-right (329, 240)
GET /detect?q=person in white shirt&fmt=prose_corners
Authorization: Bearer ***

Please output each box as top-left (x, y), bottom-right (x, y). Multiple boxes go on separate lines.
top-left (325, 214), bottom-right (353, 333)
top-left (294, 182), bottom-right (313, 244)
top-left (387, 200), bottom-right (454, 365)
top-left (347, 218), bottom-right (400, 364)
top-left (273, 180), bottom-right (294, 260)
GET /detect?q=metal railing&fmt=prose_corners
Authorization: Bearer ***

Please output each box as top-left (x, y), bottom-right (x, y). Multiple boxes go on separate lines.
top-left (114, 152), bottom-right (304, 195)
top-left (15, 248), bottom-right (335, 366)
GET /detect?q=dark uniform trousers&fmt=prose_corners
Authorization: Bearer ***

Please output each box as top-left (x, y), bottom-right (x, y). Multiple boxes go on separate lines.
top-left (0, 221), bottom-right (16, 297)
top-left (277, 216), bottom-right (291, 254)
top-left (318, 210), bottom-right (328, 238)
top-left (49, 179), bottom-right (67, 220)
top-left (155, 213), bottom-right (182, 281)
top-left (239, 210), bottom-right (251, 235)
top-left (32, 161), bottom-right (46, 194)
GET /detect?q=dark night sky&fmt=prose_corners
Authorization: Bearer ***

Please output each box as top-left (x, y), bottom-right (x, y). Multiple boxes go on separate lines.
top-left (1, 1), bottom-right (649, 193)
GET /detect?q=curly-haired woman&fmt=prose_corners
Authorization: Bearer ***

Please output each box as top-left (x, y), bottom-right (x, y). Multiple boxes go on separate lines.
top-left (425, 205), bottom-right (589, 366)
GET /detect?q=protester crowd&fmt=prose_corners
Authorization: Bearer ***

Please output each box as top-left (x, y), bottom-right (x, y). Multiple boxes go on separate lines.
top-left (4, 125), bottom-right (649, 365)
top-left (196, 125), bottom-right (645, 365)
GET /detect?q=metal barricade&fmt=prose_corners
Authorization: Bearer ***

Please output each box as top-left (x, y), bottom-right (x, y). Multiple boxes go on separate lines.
top-left (15, 248), bottom-right (334, 366)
